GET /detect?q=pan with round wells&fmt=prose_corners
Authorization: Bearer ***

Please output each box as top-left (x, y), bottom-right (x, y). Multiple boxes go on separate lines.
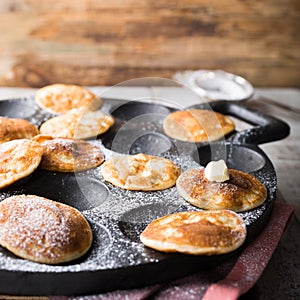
top-left (0, 96), bottom-right (289, 295)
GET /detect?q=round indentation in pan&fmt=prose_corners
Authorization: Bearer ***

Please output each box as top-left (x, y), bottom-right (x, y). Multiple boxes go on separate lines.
top-left (102, 101), bottom-right (173, 154)
top-left (110, 101), bottom-right (171, 121)
top-left (118, 203), bottom-right (179, 243)
top-left (226, 145), bottom-right (265, 172)
top-left (2, 170), bottom-right (109, 211)
top-left (129, 132), bottom-right (173, 156)
top-left (106, 114), bottom-right (174, 155)
top-left (195, 143), bottom-right (265, 173)
top-left (65, 222), bottom-right (112, 266)
top-left (87, 223), bottom-right (112, 259)
top-left (0, 98), bottom-right (38, 119)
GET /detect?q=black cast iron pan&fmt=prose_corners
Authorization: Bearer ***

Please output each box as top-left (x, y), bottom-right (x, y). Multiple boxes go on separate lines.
top-left (0, 97), bottom-right (290, 296)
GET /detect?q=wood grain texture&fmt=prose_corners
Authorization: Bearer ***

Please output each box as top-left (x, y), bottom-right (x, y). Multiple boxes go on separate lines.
top-left (0, 0), bottom-right (299, 87)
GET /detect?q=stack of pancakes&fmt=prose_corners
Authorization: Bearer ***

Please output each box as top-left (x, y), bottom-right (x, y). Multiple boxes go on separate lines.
top-left (0, 83), bottom-right (268, 263)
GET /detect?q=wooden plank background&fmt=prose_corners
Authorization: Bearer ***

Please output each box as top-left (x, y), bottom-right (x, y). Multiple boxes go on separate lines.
top-left (0, 0), bottom-right (299, 87)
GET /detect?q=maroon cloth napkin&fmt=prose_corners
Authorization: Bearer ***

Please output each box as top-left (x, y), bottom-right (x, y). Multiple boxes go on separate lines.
top-left (52, 201), bottom-right (294, 300)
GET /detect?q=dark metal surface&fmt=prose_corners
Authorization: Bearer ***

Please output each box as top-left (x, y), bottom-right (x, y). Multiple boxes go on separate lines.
top-left (0, 97), bottom-right (290, 296)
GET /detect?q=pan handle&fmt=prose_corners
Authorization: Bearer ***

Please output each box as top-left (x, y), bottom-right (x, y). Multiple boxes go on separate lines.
top-left (189, 101), bottom-right (290, 145)
top-left (211, 101), bottom-right (290, 145)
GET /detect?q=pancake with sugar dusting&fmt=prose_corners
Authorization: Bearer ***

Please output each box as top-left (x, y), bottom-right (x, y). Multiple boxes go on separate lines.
top-left (101, 153), bottom-right (180, 191)
top-left (39, 108), bottom-right (114, 139)
top-left (33, 135), bottom-right (105, 172)
top-left (0, 195), bottom-right (93, 264)
top-left (0, 139), bottom-right (43, 189)
top-left (140, 210), bottom-right (246, 255)
top-left (176, 168), bottom-right (267, 212)
top-left (163, 109), bottom-right (235, 142)
top-left (0, 117), bottom-right (39, 144)
top-left (35, 83), bottom-right (102, 114)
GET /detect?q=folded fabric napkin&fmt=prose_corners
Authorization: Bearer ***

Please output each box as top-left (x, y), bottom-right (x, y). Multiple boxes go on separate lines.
top-left (51, 200), bottom-right (294, 300)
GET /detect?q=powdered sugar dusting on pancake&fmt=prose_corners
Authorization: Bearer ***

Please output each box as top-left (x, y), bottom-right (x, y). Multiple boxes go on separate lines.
top-left (0, 195), bottom-right (93, 264)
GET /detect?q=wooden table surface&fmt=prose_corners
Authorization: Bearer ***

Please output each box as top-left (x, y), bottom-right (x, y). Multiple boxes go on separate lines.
top-left (0, 86), bottom-right (299, 299)
top-left (1, 1), bottom-right (299, 87)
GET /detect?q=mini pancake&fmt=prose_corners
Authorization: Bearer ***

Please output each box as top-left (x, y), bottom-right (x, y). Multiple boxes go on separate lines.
top-left (176, 168), bottom-right (267, 212)
top-left (0, 139), bottom-right (43, 189)
top-left (0, 117), bottom-right (39, 144)
top-left (163, 109), bottom-right (235, 142)
top-left (39, 108), bottom-right (114, 139)
top-left (0, 195), bottom-right (93, 264)
top-left (33, 135), bottom-right (105, 172)
top-left (35, 83), bottom-right (102, 114)
top-left (140, 210), bottom-right (246, 255)
top-left (100, 153), bottom-right (181, 191)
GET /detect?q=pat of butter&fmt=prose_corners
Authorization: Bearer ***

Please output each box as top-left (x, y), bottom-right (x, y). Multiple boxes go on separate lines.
top-left (204, 160), bottom-right (229, 182)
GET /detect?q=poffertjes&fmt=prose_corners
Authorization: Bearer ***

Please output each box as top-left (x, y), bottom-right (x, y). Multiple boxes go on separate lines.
top-left (33, 135), bottom-right (105, 172)
top-left (176, 168), bottom-right (267, 212)
top-left (35, 83), bottom-right (102, 114)
top-left (0, 139), bottom-right (43, 189)
top-left (140, 210), bottom-right (246, 255)
top-left (100, 153), bottom-right (180, 191)
top-left (163, 109), bottom-right (235, 142)
top-left (0, 117), bottom-right (39, 144)
top-left (39, 108), bottom-right (114, 139)
top-left (0, 195), bottom-right (93, 264)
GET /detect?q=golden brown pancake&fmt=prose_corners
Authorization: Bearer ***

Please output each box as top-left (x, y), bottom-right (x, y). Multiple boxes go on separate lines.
top-left (140, 210), bottom-right (246, 255)
top-left (0, 195), bottom-right (93, 264)
top-left (0, 117), bottom-right (39, 144)
top-left (39, 108), bottom-right (114, 139)
top-left (0, 139), bottom-right (43, 189)
top-left (35, 83), bottom-right (102, 114)
top-left (163, 109), bottom-right (235, 142)
top-left (176, 168), bottom-right (267, 212)
top-left (100, 153), bottom-right (181, 191)
top-left (33, 135), bottom-right (105, 172)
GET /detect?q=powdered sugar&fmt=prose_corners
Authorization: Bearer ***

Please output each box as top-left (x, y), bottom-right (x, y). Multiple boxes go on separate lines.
top-left (0, 97), bottom-right (278, 294)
